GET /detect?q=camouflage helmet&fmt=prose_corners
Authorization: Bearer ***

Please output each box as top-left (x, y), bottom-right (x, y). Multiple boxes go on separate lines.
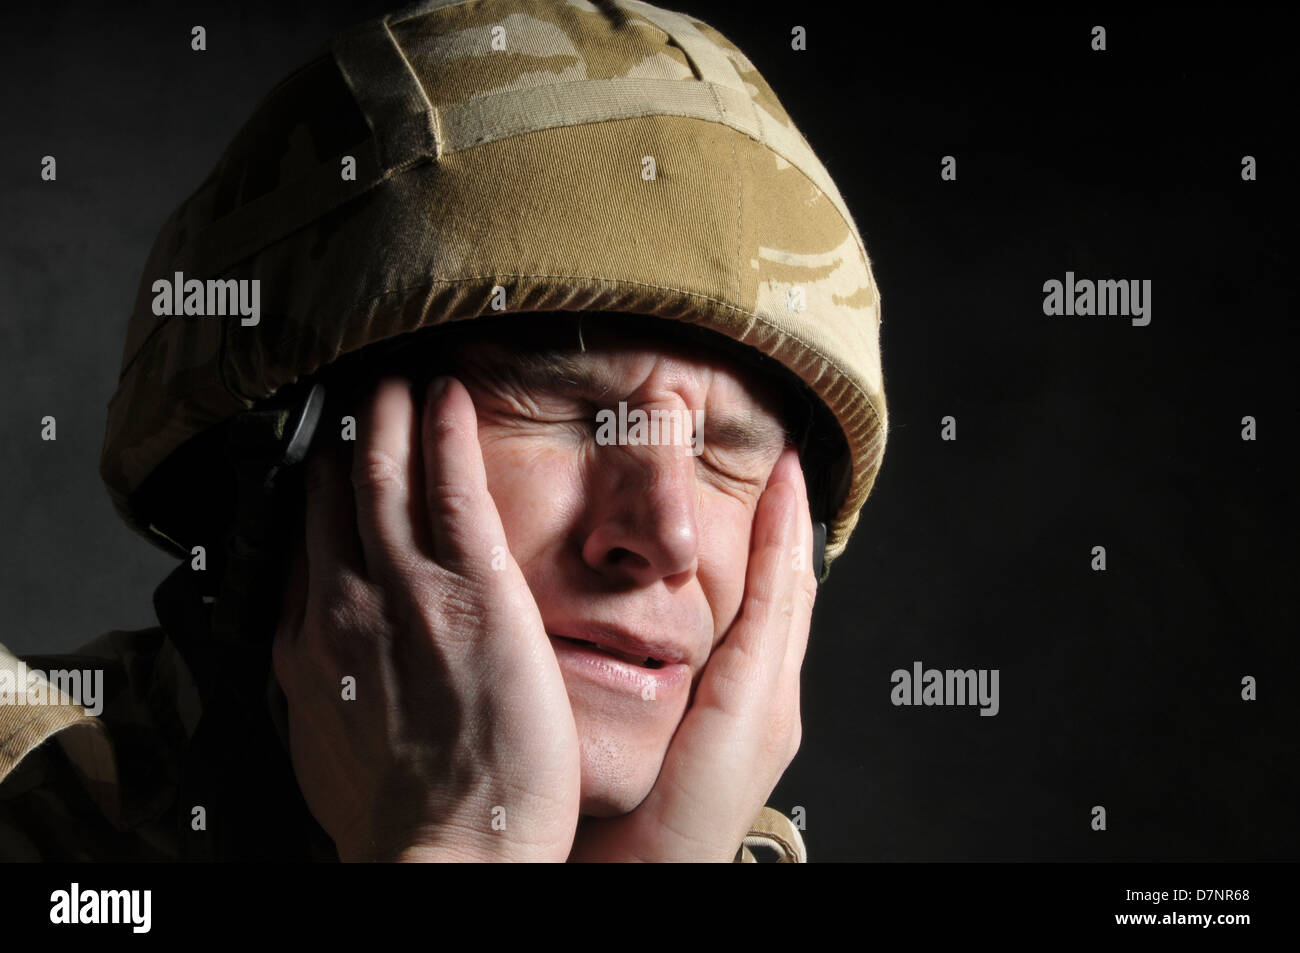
top-left (101, 0), bottom-right (888, 580)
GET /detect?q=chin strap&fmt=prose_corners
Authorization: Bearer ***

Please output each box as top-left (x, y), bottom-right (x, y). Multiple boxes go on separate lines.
top-left (210, 381), bottom-right (325, 651)
top-left (735, 806), bottom-right (808, 863)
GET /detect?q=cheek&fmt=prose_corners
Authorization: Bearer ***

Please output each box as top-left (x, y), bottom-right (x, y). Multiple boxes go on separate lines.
top-left (696, 495), bottom-right (759, 637)
top-left (478, 431), bottom-right (584, 561)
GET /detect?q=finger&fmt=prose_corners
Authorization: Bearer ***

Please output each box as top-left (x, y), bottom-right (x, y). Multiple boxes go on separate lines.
top-left (350, 377), bottom-right (427, 582)
top-left (743, 446), bottom-right (805, 685)
top-left (303, 443), bottom-right (366, 597)
top-left (773, 450), bottom-right (816, 759)
top-left (420, 375), bottom-right (510, 576)
top-left (780, 450), bottom-right (817, 675)
top-left (698, 446), bottom-right (802, 714)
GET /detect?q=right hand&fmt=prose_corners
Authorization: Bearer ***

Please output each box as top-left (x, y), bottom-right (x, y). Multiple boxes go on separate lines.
top-left (271, 375), bottom-right (581, 862)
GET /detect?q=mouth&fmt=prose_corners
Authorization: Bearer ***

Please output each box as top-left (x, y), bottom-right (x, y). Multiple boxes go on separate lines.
top-left (550, 635), bottom-right (666, 669)
top-left (545, 626), bottom-right (692, 699)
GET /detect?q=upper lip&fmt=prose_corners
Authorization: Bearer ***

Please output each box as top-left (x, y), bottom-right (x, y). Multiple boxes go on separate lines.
top-left (548, 621), bottom-right (692, 667)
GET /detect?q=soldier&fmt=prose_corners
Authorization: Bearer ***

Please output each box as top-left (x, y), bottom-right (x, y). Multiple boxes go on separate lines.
top-left (0, 0), bottom-right (887, 862)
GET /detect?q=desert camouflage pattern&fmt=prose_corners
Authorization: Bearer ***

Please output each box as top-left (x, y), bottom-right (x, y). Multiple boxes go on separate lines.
top-left (101, 0), bottom-right (888, 576)
top-left (0, 628), bottom-right (190, 861)
top-left (0, 568), bottom-right (335, 860)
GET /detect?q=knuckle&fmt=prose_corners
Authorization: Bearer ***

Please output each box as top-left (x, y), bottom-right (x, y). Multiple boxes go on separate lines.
top-left (425, 478), bottom-right (475, 522)
top-left (351, 451), bottom-right (406, 498)
top-left (331, 570), bottom-right (376, 614)
top-left (743, 580), bottom-right (780, 619)
top-left (307, 575), bottom-right (380, 658)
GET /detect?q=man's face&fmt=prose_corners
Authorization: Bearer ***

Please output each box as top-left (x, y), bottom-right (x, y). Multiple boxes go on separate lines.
top-left (448, 321), bottom-right (795, 816)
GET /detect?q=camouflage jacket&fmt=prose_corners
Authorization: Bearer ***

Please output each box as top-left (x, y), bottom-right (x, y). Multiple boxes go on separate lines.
top-left (0, 565), bottom-right (804, 862)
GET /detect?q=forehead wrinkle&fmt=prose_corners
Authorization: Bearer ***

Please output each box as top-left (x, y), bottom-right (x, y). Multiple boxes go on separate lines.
top-left (464, 340), bottom-right (789, 455)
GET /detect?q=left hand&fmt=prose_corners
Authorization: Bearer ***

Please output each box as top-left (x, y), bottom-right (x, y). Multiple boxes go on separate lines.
top-left (567, 446), bottom-right (816, 862)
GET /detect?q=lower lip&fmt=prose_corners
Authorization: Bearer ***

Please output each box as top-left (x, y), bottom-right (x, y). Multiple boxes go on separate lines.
top-left (547, 635), bottom-right (690, 697)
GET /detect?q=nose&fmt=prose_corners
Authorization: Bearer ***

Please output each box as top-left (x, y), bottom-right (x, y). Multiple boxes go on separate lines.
top-left (580, 431), bottom-right (699, 588)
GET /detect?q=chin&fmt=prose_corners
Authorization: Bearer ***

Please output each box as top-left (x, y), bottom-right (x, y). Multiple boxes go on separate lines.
top-left (574, 718), bottom-right (672, 817)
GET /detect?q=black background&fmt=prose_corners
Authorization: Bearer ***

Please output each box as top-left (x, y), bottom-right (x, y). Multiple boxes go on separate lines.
top-left (1, 2), bottom-right (1295, 862)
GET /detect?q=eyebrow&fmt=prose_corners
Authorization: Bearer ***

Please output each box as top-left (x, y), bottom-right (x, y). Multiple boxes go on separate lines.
top-left (493, 349), bottom-right (789, 456)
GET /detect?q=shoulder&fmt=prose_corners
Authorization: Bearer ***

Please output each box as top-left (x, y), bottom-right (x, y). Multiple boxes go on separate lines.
top-left (0, 628), bottom-right (197, 861)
